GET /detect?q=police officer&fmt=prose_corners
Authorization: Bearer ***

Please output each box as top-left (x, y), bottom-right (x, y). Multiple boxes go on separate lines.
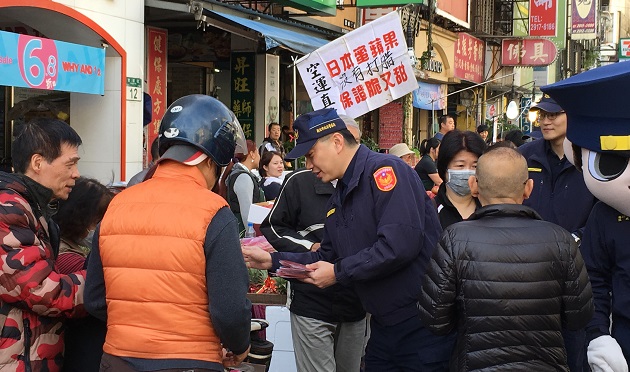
top-left (243, 108), bottom-right (454, 371)
top-left (519, 93), bottom-right (597, 371)
top-left (543, 62), bottom-right (630, 372)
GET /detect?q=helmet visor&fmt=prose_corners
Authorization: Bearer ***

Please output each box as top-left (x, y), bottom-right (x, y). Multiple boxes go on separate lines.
top-left (227, 113), bottom-right (247, 156)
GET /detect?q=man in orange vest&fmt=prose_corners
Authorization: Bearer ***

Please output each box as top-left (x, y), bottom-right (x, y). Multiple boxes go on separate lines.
top-left (85, 95), bottom-right (252, 371)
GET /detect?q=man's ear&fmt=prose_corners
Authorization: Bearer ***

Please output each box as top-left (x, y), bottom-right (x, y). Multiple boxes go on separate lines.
top-left (523, 179), bottom-right (534, 199)
top-left (333, 132), bottom-right (345, 153)
top-left (30, 154), bottom-right (43, 174)
top-left (469, 176), bottom-right (479, 198)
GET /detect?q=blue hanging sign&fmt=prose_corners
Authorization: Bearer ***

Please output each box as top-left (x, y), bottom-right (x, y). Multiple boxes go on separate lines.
top-left (0, 30), bottom-right (105, 95)
top-left (412, 82), bottom-right (446, 110)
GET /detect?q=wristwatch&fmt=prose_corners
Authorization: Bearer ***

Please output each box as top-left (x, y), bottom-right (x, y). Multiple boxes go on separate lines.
top-left (571, 233), bottom-right (581, 247)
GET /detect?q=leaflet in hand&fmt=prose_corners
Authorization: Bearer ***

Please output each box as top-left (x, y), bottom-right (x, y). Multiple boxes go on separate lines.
top-left (276, 260), bottom-right (313, 279)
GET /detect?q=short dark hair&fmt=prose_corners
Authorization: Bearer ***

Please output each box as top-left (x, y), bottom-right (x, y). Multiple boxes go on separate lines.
top-left (258, 151), bottom-right (283, 178)
top-left (504, 129), bottom-right (527, 147)
top-left (12, 118), bottom-right (82, 174)
top-left (476, 124), bottom-right (489, 133)
top-left (53, 177), bottom-right (113, 242)
top-left (267, 122), bottom-right (281, 132)
top-left (436, 130), bottom-right (487, 180)
top-left (439, 114), bottom-right (454, 126)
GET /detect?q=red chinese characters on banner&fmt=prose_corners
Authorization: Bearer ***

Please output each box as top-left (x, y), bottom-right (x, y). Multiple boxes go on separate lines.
top-left (321, 31), bottom-right (409, 110)
top-left (501, 39), bottom-right (558, 66)
top-left (146, 27), bottom-right (167, 165)
top-left (297, 11), bottom-right (417, 118)
top-left (529, 0), bottom-right (557, 37)
top-left (454, 33), bottom-right (484, 83)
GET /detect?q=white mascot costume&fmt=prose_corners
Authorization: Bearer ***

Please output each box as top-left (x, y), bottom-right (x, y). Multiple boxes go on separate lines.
top-left (544, 62), bottom-right (630, 372)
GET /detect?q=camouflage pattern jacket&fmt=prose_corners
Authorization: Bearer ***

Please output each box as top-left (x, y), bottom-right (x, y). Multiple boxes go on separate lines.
top-left (0, 173), bottom-right (86, 372)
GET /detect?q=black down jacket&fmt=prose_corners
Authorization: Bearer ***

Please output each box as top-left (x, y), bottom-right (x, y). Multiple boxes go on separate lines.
top-left (419, 204), bottom-right (593, 372)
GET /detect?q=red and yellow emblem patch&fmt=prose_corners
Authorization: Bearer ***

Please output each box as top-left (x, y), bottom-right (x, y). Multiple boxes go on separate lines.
top-left (373, 166), bottom-right (397, 192)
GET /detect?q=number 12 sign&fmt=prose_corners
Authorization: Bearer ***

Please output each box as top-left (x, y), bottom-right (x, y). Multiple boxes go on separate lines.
top-left (0, 30), bottom-right (105, 95)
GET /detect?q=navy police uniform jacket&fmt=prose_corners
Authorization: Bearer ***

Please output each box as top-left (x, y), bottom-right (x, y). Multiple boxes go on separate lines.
top-left (271, 145), bottom-right (442, 327)
top-left (260, 169), bottom-right (365, 323)
top-left (581, 201), bottom-right (630, 360)
top-left (519, 139), bottom-right (596, 236)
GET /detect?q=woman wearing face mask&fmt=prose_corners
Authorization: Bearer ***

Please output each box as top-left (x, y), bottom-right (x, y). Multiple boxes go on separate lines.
top-left (54, 177), bottom-right (113, 274)
top-left (434, 130), bottom-right (487, 228)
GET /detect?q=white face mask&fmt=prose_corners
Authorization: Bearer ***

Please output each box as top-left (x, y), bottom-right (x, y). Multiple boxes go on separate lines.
top-left (82, 229), bottom-right (96, 248)
top-left (446, 169), bottom-right (475, 196)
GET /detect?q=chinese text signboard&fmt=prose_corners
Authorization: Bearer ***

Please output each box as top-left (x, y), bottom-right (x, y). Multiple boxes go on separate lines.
top-left (231, 52), bottom-right (256, 140)
top-left (529, 0), bottom-right (557, 37)
top-left (571, 0), bottom-right (596, 40)
top-left (378, 102), bottom-right (403, 149)
top-left (620, 38), bottom-right (630, 59)
top-left (520, 97), bottom-right (533, 133)
top-left (361, 7), bottom-right (397, 26)
top-left (146, 27), bottom-right (167, 166)
top-left (0, 30), bottom-right (104, 94)
top-left (501, 39), bottom-right (558, 66)
top-left (454, 33), bottom-right (484, 83)
top-left (296, 11), bottom-right (418, 119)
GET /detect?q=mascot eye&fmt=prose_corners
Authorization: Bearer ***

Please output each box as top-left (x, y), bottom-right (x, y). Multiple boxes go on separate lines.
top-left (587, 151), bottom-right (628, 182)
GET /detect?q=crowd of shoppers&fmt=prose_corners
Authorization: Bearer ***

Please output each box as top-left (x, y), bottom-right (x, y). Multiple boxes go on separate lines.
top-left (2, 63), bottom-right (627, 372)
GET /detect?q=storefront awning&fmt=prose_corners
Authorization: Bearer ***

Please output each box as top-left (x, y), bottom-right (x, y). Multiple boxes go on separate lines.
top-left (208, 10), bottom-right (329, 55)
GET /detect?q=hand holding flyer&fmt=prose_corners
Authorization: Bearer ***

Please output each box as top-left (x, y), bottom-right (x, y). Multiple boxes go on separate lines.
top-left (276, 260), bottom-right (313, 279)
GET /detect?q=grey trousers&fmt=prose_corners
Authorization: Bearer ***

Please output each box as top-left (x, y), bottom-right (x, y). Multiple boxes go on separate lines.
top-left (290, 312), bottom-right (367, 372)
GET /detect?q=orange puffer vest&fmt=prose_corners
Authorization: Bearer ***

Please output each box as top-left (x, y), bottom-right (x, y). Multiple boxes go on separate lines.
top-left (99, 161), bottom-right (227, 363)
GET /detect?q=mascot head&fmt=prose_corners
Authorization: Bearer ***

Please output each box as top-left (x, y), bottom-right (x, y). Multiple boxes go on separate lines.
top-left (543, 63), bottom-right (630, 216)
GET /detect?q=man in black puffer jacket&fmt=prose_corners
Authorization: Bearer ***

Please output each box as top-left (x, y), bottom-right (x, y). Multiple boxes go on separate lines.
top-left (419, 147), bottom-right (593, 371)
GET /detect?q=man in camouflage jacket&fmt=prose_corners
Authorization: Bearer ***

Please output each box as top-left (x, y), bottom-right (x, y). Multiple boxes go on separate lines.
top-left (0, 118), bottom-right (85, 371)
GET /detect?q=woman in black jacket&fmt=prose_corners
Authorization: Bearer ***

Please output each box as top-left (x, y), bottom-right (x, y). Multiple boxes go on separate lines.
top-left (433, 130), bottom-right (486, 228)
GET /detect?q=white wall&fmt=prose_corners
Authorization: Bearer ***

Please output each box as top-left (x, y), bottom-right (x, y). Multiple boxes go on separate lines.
top-left (54, 0), bottom-right (145, 183)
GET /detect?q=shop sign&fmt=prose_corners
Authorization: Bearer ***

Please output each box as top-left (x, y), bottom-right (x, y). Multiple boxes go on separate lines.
top-left (620, 38), bottom-right (630, 59)
top-left (0, 30), bottom-right (104, 95)
top-left (422, 58), bottom-right (443, 73)
top-left (296, 11), bottom-right (417, 118)
top-left (454, 33), bottom-right (484, 83)
top-left (436, 0), bottom-right (469, 26)
top-left (520, 97), bottom-right (533, 132)
top-left (275, 0), bottom-right (336, 16)
top-left (571, 0), bottom-right (596, 39)
top-left (486, 101), bottom-right (497, 120)
top-left (529, 0), bottom-right (557, 37)
top-left (501, 39), bottom-right (557, 66)
top-left (361, 8), bottom-right (397, 26)
top-left (126, 77), bottom-right (142, 102)
top-left (231, 52), bottom-right (256, 140)
top-left (146, 27), bottom-right (168, 165)
top-left (412, 82), bottom-right (446, 110)
top-left (357, 0), bottom-right (425, 7)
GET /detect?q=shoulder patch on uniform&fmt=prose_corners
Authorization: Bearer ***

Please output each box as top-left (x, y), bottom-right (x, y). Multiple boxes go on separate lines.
top-left (528, 167), bottom-right (542, 172)
top-left (327, 208), bottom-right (335, 217)
top-left (373, 166), bottom-right (397, 192)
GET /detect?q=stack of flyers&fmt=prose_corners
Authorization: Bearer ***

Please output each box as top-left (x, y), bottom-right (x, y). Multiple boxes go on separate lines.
top-left (276, 260), bottom-right (313, 279)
